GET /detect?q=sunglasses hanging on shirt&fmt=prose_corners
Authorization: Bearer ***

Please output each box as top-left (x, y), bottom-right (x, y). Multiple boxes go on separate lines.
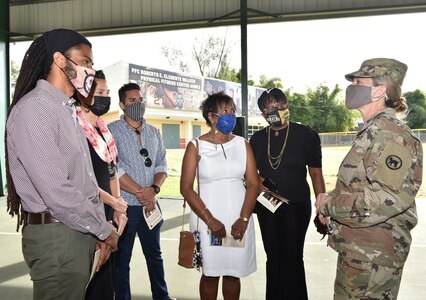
top-left (139, 148), bottom-right (152, 167)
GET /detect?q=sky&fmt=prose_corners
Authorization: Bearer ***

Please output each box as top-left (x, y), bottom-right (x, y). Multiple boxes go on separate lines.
top-left (9, 12), bottom-right (426, 95)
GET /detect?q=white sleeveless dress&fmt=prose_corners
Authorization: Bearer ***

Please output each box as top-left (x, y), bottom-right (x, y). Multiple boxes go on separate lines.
top-left (189, 135), bottom-right (256, 277)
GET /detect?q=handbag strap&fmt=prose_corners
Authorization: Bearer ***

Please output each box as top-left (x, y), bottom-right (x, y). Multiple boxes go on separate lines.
top-left (182, 139), bottom-right (200, 231)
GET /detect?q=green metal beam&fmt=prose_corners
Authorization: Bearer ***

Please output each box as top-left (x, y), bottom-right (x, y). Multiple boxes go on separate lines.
top-left (0, 0), bottom-right (10, 195)
top-left (240, 0), bottom-right (248, 139)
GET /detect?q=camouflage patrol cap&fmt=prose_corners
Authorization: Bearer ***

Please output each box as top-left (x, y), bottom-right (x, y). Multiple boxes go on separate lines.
top-left (345, 58), bottom-right (407, 86)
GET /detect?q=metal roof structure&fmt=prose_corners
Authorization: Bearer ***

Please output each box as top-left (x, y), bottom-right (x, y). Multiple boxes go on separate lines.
top-left (1, 0), bottom-right (426, 192)
top-left (9, 0), bottom-right (426, 41)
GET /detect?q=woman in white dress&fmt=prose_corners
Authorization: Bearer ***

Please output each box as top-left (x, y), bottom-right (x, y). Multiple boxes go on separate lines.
top-left (181, 92), bottom-right (259, 300)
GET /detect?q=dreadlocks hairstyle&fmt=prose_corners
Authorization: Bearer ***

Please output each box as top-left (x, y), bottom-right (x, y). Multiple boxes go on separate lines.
top-left (5, 35), bottom-right (48, 231)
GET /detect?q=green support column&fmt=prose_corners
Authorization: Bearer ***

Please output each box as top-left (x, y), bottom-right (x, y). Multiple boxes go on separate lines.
top-left (0, 0), bottom-right (10, 196)
top-left (240, 0), bottom-right (248, 139)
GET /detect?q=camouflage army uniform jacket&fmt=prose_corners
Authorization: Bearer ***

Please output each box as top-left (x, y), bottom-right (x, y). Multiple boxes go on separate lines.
top-left (320, 108), bottom-right (423, 267)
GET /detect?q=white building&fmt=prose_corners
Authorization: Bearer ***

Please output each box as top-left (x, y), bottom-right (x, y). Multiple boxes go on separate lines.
top-left (103, 61), bottom-right (267, 148)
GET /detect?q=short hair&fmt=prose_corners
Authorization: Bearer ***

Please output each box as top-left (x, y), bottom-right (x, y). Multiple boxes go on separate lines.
top-left (95, 70), bottom-right (106, 80)
top-left (118, 82), bottom-right (140, 103)
top-left (200, 92), bottom-right (235, 126)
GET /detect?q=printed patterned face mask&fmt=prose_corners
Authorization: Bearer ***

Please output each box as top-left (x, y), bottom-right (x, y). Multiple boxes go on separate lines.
top-left (214, 113), bottom-right (236, 135)
top-left (125, 101), bottom-right (146, 121)
top-left (65, 57), bottom-right (96, 99)
top-left (264, 108), bottom-right (290, 127)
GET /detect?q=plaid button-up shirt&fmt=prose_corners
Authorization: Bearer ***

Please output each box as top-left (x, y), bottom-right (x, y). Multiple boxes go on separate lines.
top-left (6, 80), bottom-right (111, 239)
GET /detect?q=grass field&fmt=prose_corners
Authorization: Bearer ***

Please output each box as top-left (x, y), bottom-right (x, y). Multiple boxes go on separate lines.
top-left (160, 145), bottom-right (426, 198)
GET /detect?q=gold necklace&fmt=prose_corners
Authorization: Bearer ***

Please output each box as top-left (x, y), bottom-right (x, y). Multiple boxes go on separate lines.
top-left (267, 123), bottom-right (290, 170)
top-left (273, 129), bottom-right (279, 137)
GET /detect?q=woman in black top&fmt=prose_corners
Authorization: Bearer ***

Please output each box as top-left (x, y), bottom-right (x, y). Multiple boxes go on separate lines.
top-left (249, 88), bottom-right (325, 300)
top-left (76, 70), bottom-right (128, 300)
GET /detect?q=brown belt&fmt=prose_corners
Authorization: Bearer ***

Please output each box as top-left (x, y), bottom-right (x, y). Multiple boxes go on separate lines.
top-left (25, 212), bottom-right (60, 225)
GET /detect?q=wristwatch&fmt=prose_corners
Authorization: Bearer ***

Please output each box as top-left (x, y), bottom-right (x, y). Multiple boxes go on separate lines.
top-left (151, 184), bottom-right (161, 194)
top-left (241, 216), bottom-right (249, 222)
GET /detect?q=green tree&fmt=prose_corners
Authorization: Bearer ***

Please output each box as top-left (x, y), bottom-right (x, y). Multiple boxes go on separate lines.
top-left (11, 60), bottom-right (20, 100)
top-left (161, 31), bottom-right (245, 83)
top-left (192, 34), bottom-right (231, 78)
top-left (160, 46), bottom-right (190, 73)
top-left (235, 69), bottom-right (255, 86)
top-left (304, 84), bottom-right (354, 132)
top-left (287, 91), bottom-right (313, 125)
top-left (217, 60), bottom-right (240, 83)
top-left (257, 74), bottom-right (283, 89)
top-left (404, 89), bottom-right (426, 129)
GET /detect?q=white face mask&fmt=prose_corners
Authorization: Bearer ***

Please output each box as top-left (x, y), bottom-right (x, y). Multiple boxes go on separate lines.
top-left (345, 85), bottom-right (385, 109)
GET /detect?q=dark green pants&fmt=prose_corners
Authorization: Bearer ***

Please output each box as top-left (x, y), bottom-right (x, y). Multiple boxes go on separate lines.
top-left (22, 223), bottom-right (97, 300)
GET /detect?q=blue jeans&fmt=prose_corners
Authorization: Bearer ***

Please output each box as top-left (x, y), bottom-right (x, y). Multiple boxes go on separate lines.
top-left (115, 205), bottom-right (169, 300)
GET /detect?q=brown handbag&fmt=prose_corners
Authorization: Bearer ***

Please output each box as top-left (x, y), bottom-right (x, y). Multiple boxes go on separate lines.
top-left (178, 139), bottom-right (202, 270)
top-left (178, 229), bottom-right (196, 268)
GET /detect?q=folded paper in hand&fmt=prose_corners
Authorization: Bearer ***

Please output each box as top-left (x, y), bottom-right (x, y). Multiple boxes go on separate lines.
top-left (143, 204), bottom-right (163, 230)
top-left (86, 249), bottom-right (101, 289)
top-left (257, 191), bottom-right (289, 213)
top-left (210, 229), bottom-right (245, 247)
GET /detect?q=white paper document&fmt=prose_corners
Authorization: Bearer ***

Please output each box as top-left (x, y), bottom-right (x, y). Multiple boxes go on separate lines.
top-left (257, 191), bottom-right (289, 213)
top-left (209, 229), bottom-right (245, 248)
top-left (86, 249), bottom-right (100, 289)
top-left (143, 204), bottom-right (163, 230)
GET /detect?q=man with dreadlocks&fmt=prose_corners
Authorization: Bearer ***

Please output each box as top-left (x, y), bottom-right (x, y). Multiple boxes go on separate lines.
top-left (5, 28), bottom-right (119, 300)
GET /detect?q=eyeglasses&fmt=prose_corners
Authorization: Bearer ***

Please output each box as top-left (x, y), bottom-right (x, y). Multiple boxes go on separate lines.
top-left (263, 105), bottom-right (288, 114)
top-left (139, 148), bottom-right (152, 167)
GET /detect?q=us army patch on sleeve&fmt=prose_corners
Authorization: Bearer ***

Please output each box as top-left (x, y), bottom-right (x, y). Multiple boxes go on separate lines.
top-left (372, 140), bottom-right (411, 192)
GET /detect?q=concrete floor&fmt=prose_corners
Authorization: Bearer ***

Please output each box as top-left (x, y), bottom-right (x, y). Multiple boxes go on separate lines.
top-left (1, 196), bottom-right (425, 300)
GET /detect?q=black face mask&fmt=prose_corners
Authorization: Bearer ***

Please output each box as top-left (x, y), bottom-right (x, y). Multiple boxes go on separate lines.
top-left (90, 96), bottom-right (111, 116)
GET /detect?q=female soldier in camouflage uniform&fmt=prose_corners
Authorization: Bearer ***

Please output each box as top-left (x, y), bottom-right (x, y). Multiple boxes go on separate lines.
top-left (315, 58), bottom-right (423, 300)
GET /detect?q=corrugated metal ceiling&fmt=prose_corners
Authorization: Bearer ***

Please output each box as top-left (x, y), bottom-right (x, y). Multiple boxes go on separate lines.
top-left (9, 0), bottom-right (426, 41)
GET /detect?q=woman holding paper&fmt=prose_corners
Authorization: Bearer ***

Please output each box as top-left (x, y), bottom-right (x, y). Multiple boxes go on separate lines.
top-left (249, 88), bottom-right (325, 300)
top-left (76, 70), bottom-right (128, 300)
top-left (180, 92), bottom-right (259, 300)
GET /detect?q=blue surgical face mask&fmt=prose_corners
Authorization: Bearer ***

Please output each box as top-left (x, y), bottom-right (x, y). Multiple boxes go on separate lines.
top-left (214, 113), bottom-right (236, 135)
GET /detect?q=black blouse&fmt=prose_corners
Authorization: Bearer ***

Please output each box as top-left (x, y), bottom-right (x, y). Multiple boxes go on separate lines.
top-left (87, 127), bottom-right (114, 221)
top-left (249, 122), bottom-right (322, 203)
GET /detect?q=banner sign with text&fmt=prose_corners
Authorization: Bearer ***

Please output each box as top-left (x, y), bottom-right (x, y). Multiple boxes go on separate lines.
top-left (129, 63), bottom-right (203, 111)
top-left (203, 77), bottom-right (263, 116)
top-left (129, 63), bottom-right (263, 115)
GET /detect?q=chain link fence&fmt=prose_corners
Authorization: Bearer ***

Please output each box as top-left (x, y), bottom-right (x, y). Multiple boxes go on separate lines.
top-left (320, 129), bottom-right (426, 147)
